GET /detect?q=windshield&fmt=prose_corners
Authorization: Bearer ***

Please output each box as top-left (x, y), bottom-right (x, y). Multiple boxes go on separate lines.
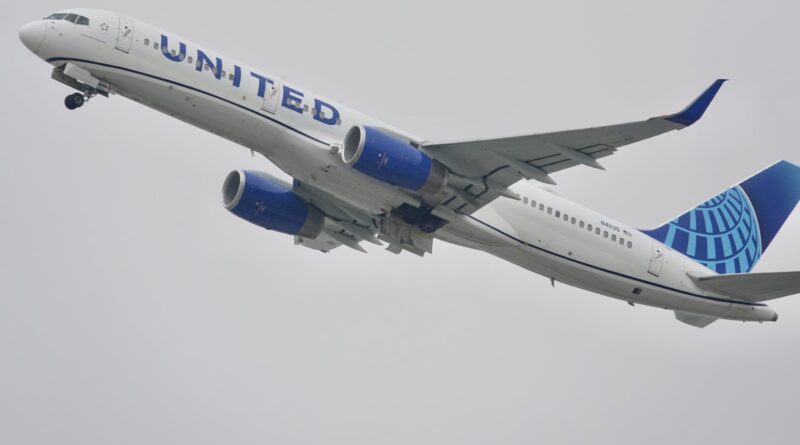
top-left (45, 13), bottom-right (90, 25)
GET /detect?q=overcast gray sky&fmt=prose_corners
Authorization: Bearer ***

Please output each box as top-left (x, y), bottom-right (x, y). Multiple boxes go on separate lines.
top-left (2, 1), bottom-right (800, 444)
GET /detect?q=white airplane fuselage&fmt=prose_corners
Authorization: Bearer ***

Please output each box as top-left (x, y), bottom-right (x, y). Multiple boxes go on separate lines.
top-left (19, 9), bottom-right (779, 324)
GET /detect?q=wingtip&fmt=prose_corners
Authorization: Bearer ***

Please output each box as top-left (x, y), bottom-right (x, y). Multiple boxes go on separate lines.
top-left (665, 79), bottom-right (728, 127)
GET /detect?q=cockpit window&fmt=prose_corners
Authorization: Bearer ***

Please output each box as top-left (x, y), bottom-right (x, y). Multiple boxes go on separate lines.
top-left (44, 13), bottom-right (90, 25)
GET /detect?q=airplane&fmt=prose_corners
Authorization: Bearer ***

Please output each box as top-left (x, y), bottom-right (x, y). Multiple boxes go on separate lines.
top-left (19, 9), bottom-right (800, 327)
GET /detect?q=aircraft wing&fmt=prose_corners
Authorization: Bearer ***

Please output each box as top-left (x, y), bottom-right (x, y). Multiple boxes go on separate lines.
top-left (423, 80), bottom-right (727, 214)
top-left (246, 171), bottom-right (380, 253)
top-left (291, 178), bottom-right (381, 253)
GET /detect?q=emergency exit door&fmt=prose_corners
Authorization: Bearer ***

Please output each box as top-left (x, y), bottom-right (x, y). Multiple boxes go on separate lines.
top-left (648, 241), bottom-right (665, 277)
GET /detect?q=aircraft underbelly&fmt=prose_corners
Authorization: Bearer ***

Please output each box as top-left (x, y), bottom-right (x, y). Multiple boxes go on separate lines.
top-left (89, 64), bottom-right (410, 214)
top-left (463, 204), bottom-right (772, 321)
top-left (477, 239), bottom-right (745, 317)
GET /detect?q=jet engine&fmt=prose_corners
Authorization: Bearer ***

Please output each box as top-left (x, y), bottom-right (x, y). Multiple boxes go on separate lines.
top-left (341, 125), bottom-right (448, 195)
top-left (222, 170), bottom-right (324, 238)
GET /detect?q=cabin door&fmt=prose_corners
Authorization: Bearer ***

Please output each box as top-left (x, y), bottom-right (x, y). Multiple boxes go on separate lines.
top-left (261, 80), bottom-right (281, 114)
top-left (116, 16), bottom-right (134, 53)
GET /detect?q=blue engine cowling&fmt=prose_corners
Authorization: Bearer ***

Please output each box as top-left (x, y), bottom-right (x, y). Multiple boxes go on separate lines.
top-left (222, 170), bottom-right (324, 238)
top-left (342, 126), bottom-right (448, 195)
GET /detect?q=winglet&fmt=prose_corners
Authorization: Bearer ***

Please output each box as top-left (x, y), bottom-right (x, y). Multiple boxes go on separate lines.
top-left (665, 79), bottom-right (727, 126)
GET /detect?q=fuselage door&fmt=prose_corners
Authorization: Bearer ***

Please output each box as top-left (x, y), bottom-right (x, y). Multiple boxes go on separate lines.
top-left (261, 80), bottom-right (281, 114)
top-left (648, 241), bottom-right (665, 277)
top-left (115, 16), bottom-right (134, 53)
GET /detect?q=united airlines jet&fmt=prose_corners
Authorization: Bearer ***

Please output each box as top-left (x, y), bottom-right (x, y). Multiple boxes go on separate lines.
top-left (19, 9), bottom-right (800, 327)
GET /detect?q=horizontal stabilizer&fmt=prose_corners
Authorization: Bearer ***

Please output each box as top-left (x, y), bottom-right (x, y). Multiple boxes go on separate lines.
top-left (689, 271), bottom-right (800, 302)
top-left (675, 311), bottom-right (718, 328)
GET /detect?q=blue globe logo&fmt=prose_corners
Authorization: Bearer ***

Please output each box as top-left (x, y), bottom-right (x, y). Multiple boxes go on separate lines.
top-left (647, 186), bottom-right (762, 274)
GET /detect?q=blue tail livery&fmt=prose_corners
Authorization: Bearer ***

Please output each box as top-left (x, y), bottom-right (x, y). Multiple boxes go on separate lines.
top-left (643, 160), bottom-right (800, 274)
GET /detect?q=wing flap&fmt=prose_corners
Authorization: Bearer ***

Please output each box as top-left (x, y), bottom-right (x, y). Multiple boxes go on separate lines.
top-left (294, 232), bottom-right (342, 253)
top-left (289, 179), bottom-right (380, 253)
top-left (295, 225), bottom-right (375, 253)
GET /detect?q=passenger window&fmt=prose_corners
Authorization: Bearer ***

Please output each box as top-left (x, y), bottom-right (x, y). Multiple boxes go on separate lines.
top-left (64, 13), bottom-right (78, 23)
top-left (187, 56), bottom-right (194, 64)
top-left (587, 224), bottom-right (593, 231)
top-left (531, 201), bottom-right (536, 207)
top-left (604, 231), bottom-right (609, 238)
top-left (229, 72), bottom-right (235, 81)
top-left (144, 38), bottom-right (150, 46)
top-left (547, 207), bottom-right (552, 215)
top-left (539, 204), bottom-right (544, 211)
top-left (563, 214), bottom-right (568, 221)
top-left (523, 197), bottom-right (528, 204)
top-left (555, 210), bottom-right (560, 218)
top-left (619, 238), bottom-right (625, 245)
top-left (579, 221), bottom-right (584, 228)
top-left (221, 70), bottom-right (227, 78)
top-left (627, 241), bottom-right (633, 248)
top-left (154, 42), bottom-right (159, 50)
top-left (571, 217), bottom-right (576, 224)
top-left (595, 227), bottom-right (601, 235)
top-left (611, 234), bottom-right (617, 241)
top-left (76, 16), bottom-right (89, 25)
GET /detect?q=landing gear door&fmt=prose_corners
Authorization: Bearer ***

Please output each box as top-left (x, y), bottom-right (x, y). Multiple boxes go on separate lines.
top-left (116, 16), bottom-right (134, 53)
top-left (261, 80), bottom-right (280, 114)
top-left (648, 240), bottom-right (665, 277)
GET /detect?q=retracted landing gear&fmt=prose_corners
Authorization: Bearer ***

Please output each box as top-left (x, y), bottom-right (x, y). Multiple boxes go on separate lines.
top-left (64, 92), bottom-right (86, 110)
top-left (391, 204), bottom-right (447, 234)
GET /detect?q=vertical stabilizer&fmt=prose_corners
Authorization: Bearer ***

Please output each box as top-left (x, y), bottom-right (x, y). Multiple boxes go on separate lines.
top-left (642, 161), bottom-right (800, 274)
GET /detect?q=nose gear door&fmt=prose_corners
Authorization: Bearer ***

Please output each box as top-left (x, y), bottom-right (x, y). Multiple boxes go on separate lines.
top-left (115, 16), bottom-right (134, 53)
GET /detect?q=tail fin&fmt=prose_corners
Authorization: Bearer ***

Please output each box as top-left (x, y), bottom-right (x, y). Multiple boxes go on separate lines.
top-left (642, 160), bottom-right (800, 274)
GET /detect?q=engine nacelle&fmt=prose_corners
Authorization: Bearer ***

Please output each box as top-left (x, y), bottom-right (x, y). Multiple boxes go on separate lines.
top-left (342, 125), bottom-right (448, 195)
top-left (222, 170), bottom-right (324, 238)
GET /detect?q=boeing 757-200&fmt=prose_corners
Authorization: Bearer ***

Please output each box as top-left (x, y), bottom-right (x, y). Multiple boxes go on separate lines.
top-left (19, 9), bottom-right (800, 327)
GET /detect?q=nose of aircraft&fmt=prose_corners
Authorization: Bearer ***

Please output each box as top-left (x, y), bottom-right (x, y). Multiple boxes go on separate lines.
top-left (19, 21), bottom-right (47, 53)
